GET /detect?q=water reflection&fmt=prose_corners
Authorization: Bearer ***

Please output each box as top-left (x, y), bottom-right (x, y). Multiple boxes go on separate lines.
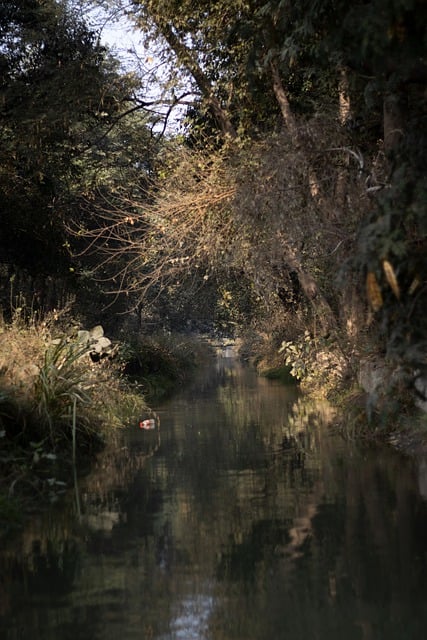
top-left (1, 355), bottom-right (427, 639)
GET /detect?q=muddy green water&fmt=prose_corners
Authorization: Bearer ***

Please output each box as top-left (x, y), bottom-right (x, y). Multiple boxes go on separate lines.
top-left (2, 355), bottom-right (427, 639)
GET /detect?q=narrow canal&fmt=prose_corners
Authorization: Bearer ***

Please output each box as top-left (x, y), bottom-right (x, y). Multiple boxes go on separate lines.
top-left (2, 353), bottom-right (427, 639)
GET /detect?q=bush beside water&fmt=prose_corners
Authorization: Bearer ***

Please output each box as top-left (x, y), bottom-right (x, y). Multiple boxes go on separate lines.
top-left (0, 310), bottom-right (204, 530)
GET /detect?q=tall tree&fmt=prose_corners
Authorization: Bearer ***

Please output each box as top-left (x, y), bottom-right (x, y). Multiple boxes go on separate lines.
top-left (0, 0), bottom-right (135, 277)
top-left (85, 0), bottom-right (426, 398)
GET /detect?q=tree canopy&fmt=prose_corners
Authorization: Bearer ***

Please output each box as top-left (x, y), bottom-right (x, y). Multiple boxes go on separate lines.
top-left (1, 0), bottom-right (426, 411)
top-left (81, 0), bottom-right (427, 402)
top-left (0, 0), bottom-right (158, 321)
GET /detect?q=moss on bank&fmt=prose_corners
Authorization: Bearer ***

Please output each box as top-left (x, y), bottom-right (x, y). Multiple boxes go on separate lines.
top-left (260, 364), bottom-right (299, 385)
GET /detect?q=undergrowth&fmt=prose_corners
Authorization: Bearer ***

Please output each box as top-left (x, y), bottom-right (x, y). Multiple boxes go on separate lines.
top-left (0, 307), bottom-right (147, 521)
top-left (0, 307), bottom-right (212, 529)
top-left (120, 331), bottom-right (211, 400)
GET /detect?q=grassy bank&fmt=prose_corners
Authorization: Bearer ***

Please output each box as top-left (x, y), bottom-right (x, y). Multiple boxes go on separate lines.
top-left (0, 310), bottom-right (206, 534)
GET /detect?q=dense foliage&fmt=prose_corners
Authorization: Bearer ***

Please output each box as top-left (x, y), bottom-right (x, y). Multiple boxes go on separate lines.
top-left (0, 0), bottom-right (155, 321)
top-left (84, 0), bottom-right (426, 411)
top-left (1, 0), bottom-right (426, 419)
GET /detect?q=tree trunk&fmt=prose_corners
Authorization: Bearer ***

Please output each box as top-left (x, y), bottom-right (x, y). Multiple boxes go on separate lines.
top-left (271, 57), bottom-right (324, 205)
top-left (161, 23), bottom-right (237, 139)
top-left (271, 62), bottom-right (336, 331)
top-left (280, 237), bottom-right (338, 334)
top-left (270, 59), bottom-right (299, 145)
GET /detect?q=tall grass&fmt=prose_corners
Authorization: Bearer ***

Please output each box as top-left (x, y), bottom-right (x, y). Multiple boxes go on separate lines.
top-left (0, 307), bottom-right (212, 523)
top-left (0, 309), bottom-right (147, 456)
top-left (34, 337), bottom-right (92, 444)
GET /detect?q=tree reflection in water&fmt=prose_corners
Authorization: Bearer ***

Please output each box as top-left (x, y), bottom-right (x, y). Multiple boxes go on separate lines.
top-left (1, 356), bottom-right (427, 640)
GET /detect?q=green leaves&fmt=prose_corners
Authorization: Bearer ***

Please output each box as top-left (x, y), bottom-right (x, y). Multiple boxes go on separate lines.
top-left (34, 337), bottom-right (92, 430)
top-left (0, 0), bottom-right (146, 276)
top-left (279, 331), bottom-right (313, 381)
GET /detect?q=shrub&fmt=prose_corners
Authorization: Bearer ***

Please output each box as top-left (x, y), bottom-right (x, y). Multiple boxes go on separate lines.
top-left (0, 311), bottom-right (147, 452)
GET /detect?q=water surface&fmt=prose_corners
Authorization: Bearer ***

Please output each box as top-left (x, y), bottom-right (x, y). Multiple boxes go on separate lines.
top-left (2, 355), bottom-right (427, 639)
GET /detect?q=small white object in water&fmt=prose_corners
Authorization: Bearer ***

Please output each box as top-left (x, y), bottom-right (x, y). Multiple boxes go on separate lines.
top-left (139, 418), bottom-right (157, 430)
